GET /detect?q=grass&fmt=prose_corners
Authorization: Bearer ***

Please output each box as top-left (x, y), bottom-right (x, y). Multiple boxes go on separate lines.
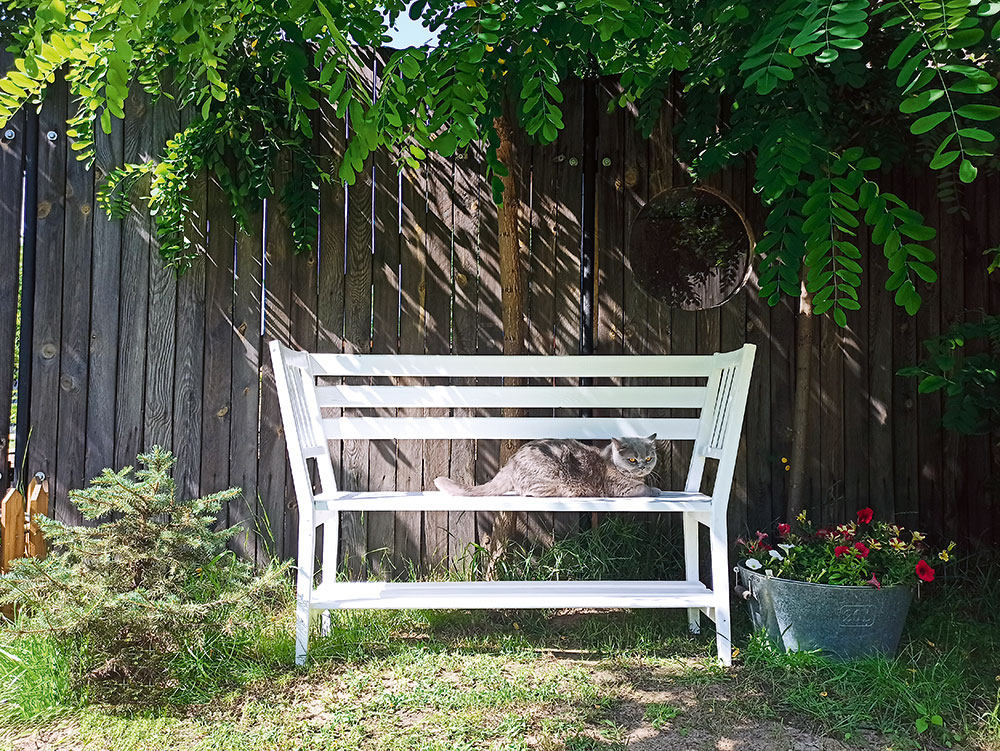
top-left (1, 519), bottom-right (998, 750)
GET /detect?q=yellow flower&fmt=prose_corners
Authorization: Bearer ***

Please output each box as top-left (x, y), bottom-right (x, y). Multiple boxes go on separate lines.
top-left (796, 510), bottom-right (807, 523)
top-left (939, 550), bottom-right (950, 562)
top-left (911, 531), bottom-right (925, 543)
top-left (732, 648), bottom-right (740, 658)
top-left (889, 538), bottom-right (906, 551)
top-left (869, 540), bottom-right (882, 550)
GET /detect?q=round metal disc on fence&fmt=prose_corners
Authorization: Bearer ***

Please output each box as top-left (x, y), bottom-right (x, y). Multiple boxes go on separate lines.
top-left (628, 185), bottom-right (754, 310)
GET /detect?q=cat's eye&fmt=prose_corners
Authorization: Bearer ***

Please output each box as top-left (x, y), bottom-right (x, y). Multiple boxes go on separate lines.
top-left (645, 457), bottom-right (652, 462)
top-left (628, 458), bottom-right (636, 463)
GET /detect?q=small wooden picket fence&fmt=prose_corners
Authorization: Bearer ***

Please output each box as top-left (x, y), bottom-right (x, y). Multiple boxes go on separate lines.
top-left (1, 473), bottom-right (49, 619)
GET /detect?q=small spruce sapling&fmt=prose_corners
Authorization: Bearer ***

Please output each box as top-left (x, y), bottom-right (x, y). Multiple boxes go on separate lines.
top-left (0, 447), bottom-right (289, 697)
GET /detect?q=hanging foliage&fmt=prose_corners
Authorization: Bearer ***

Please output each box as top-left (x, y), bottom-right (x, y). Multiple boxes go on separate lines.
top-left (1, 0), bottom-right (999, 324)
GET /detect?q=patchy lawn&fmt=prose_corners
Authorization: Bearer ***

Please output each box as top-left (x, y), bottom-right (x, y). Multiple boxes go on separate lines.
top-left (2, 598), bottom-right (998, 751)
top-left (2, 522), bottom-right (998, 751)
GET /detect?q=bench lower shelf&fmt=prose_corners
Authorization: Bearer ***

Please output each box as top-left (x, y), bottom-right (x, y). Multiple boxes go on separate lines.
top-left (310, 580), bottom-right (715, 611)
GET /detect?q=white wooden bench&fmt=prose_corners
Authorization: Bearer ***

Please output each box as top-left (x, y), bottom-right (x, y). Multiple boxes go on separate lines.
top-left (270, 341), bottom-right (756, 666)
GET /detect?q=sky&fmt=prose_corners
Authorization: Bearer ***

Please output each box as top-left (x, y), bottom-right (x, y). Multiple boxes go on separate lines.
top-left (385, 10), bottom-right (439, 48)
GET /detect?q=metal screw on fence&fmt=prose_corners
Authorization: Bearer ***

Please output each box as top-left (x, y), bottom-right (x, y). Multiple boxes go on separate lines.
top-left (602, 157), bottom-right (612, 167)
top-left (46, 130), bottom-right (58, 141)
top-left (3, 129), bottom-right (14, 141)
top-left (568, 156), bottom-right (579, 166)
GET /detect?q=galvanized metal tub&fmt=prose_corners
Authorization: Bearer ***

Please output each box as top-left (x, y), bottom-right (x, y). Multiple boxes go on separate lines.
top-left (736, 565), bottom-right (913, 660)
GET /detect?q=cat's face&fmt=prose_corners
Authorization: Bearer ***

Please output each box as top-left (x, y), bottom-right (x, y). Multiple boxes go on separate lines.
top-left (610, 435), bottom-right (658, 478)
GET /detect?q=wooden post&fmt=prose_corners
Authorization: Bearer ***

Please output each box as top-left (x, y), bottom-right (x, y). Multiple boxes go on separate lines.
top-left (1, 485), bottom-right (25, 620)
top-left (1, 486), bottom-right (26, 572)
top-left (26, 473), bottom-right (49, 560)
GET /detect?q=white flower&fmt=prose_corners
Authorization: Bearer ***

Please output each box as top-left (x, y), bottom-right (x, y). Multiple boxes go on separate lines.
top-left (744, 558), bottom-right (763, 570)
top-left (768, 549), bottom-right (784, 560)
top-left (778, 543), bottom-right (795, 552)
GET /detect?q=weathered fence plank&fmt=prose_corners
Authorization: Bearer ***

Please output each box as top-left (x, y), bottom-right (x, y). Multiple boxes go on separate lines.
top-left (85, 117), bottom-right (123, 485)
top-left (27, 77), bottom-right (68, 514)
top-left (0, 51), bottom-right (22, 489)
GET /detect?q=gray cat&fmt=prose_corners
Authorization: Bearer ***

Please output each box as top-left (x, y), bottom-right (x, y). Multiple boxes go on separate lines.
top-left (434, 435), bottom-right (661, 497)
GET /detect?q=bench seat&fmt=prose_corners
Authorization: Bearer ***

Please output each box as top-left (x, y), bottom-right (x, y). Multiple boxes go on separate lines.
top-left (313, 490), bottom-right (713, 513)
top-left (312, 580), bottom-right (715, 611)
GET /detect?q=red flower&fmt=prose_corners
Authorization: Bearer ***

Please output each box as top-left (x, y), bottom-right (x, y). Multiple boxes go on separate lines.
top-left (777, 523), bottom-right (791, 537)
top-left (761, 544), bottom-right (773, 551)
top-left (866, 573), bottom-right (881, 589)
top-left (916, 560), bottom-right (936, 582)
top-left (853, 541), bottom-right (870, 558)
top-left (834, 545), bottom-right (849, 558)
top-left (857, 507), bottom-right (874, 524)
top-left (817, 528), bottom-right (833, 540)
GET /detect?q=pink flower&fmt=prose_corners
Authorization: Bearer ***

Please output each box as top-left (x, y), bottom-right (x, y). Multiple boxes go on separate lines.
top-left (853, 541), bottom-right (870, 558)
top-left (756, 531), bottom-right (768, 542)
top-left (777, 523), bottom-right (791, 537)
top-left (857, 507), bottom-right (874, 524)
top-left (834, 545), bottom-right (849, 558)
top-left (866, 573), bottom-right (881, 589)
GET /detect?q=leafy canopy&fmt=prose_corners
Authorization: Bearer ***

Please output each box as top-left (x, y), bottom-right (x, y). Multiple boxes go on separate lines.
top-left (2, 0), bottom-right (1000, 324)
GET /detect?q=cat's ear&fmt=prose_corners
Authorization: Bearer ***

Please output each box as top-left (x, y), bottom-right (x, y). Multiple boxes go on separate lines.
top-left (646, 433), bottom-right (657, 442)
top-left (611, 438), bottom-right (622, 450)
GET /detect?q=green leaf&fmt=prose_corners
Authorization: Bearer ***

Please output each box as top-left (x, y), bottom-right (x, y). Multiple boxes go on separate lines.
top-left (900, 89), bottom-right (944, 114)
top-left (434, 131), bottom-right (457, 157)
top-left (919, 375), bottom-right (948, 393)
top-left (929, 149), bottom-right (960, 169)
top-left (956, 104), bottom-right (1000, 121)
top-left (910, 111), bottom-right (950, 135)
top-left (888, 32), bottom-right (921, 69)
top-left (833, 307), bottom-right (847, 327)
top-left (959, 158), bottom-right (979, 183)
top-left (911, 261), bottom-right (938, 283)
top-left (899, 224), bottom-right (936, 241)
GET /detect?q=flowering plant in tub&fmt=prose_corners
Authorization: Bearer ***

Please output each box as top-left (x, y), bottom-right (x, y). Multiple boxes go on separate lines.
top-left (735, 509), bottom-right (954, 659)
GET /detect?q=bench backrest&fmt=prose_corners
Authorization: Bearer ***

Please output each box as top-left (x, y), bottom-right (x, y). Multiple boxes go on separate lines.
top-left (270, 342), bottom-right (756, 511)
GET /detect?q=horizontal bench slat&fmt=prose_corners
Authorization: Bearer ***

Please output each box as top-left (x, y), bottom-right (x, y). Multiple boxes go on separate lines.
top-left (311, 580), bottom-right (715, 611)
top-left (319, 417), bottom-right (700, 440)
top-left (307, 353), bottom-right (723, 378)
top-left (313, 490), bottom-right (712, 513)
top-left (315, 385), bottom-right (708, 409)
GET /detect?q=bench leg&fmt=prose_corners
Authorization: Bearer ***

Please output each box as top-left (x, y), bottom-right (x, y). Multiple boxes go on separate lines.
top-left (709, 514), bottom-right (732, 667)
top-left (683, 513), bottom-right (701, 634)
top-left (295, 518), bottom-right (317, 667)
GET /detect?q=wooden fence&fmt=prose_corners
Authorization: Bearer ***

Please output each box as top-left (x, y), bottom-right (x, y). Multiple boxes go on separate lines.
top-left (2, 51), bottom-right (999, 571)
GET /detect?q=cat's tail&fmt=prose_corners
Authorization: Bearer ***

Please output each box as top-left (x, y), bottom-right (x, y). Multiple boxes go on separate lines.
top-left (434, 466), bottom-right (513, 496)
